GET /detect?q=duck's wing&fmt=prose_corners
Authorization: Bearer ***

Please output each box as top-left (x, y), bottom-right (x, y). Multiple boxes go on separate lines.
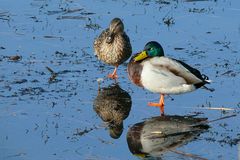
top-left (150, 57), bottom-right (209, 85)
top-left (174, 59), bottom-right (209, 82)
top-left (122, 32), bottom-right (132, 53)
top-left (93, 28), bottom-right (110, 55)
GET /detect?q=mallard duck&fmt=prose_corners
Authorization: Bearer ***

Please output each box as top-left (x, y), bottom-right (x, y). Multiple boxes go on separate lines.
top-left (93, 83), bottom-right (132, 139)
top-left (94, 18), bottom-right (132, 79)
top-left (127, 41), bottom-right (212, 115)
top-left (127, 115), bottom-right (209, 158)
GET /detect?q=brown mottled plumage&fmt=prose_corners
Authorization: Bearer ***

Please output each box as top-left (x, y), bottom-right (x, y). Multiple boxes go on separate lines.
top-left (94, 18), bottom-right (132, 79)
top-left (93, 84), bottom-right (132, 139)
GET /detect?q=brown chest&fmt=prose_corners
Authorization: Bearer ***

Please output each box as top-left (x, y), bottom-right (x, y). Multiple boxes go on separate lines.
top-left (127, 61), bottom-right (143, 87)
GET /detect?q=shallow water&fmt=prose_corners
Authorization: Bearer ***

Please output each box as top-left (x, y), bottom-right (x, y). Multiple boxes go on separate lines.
top-left (0, 0), bottom-right (240, 160)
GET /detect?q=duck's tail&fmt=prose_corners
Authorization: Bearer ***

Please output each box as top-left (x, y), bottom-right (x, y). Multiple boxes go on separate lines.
top-left (202, 74), bottom-right (212, 83)
top-left (201, 74), bottom-right (215, 92)
top-left (194, 74), bottom-right (214, 92)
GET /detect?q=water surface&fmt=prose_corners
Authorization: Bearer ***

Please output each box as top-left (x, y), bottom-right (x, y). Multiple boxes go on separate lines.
top-left (0, 0), bottom-right (240, 159)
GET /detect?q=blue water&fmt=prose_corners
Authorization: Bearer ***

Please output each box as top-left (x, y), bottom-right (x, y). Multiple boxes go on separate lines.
top-left (0, 0), bottom-right (240, 159)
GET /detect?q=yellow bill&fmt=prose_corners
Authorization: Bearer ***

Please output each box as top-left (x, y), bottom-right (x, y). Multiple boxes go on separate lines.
top-left (134, 153), bottom-right (146, 158)
top-left (133, 50), bottom-right (148, 62)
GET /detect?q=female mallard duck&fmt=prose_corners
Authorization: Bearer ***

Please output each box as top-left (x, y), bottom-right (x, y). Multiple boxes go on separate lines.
top-left (127, 41), bottom-right (212, 115)
top-left (94, 18), bottom-right (132, 79)
top-left (93, 83), bottom-right (132, 139)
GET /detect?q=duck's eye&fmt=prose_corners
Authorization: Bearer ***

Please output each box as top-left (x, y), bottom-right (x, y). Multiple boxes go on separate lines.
top-left (106, 36), bottom-right (113, 43)
top-left (148, 48), bottom-right (154, 51)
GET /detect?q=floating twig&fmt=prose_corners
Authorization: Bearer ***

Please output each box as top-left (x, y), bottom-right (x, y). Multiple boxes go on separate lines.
top-left (201, 107), bottom-right (234, 111)
top-left (46, 66), bottom-right (55, 74)
top-left (56, 16), bottom-right (87, 20)
top-left (207, 114), bottom-right (237, 124)
top-left (46, 66), bottom-right (58, 83)
top-left (169, 149), bottom-right (207, 160)
top-left (63, 8), bottom-right (83, 15)
top-left (43, 35), bottom-right (64, 40)
top-left (189, 114), bottom-right (237, 127)
top-left (8, 55), bottom-right (22, 61)
top-left (47, 8), bottom-right (83, 15)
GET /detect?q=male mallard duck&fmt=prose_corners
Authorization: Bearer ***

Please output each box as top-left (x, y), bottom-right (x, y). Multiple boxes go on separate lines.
top-left (94, 18), bottom-right (132, 79)
top-left (127, 115), bottom-right (209, 158)
top-left (127, 41), bottom-right (212, 115)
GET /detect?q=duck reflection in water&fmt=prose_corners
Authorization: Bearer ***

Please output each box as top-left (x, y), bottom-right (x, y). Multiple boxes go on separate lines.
top-left (93, 83), bottom-right (132, 139)
top-left (127, 115), bottom-right (209, 159)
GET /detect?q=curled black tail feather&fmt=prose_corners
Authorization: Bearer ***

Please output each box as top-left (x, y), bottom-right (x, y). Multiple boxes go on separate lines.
top-left (202, 74), bottom-right (209, 81)
top-left (201, 74), bottom-right (212, 84)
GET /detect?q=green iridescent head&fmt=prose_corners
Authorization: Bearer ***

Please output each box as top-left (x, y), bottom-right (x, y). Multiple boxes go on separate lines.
top-left (134, 41), bottom-right (165, 62)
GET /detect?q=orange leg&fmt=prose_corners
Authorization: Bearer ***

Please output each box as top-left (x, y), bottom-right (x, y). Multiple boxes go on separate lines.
top-left (148, 94), bottom-right (165, 115)
top-left (108, 66), bottom-right (118, 79)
